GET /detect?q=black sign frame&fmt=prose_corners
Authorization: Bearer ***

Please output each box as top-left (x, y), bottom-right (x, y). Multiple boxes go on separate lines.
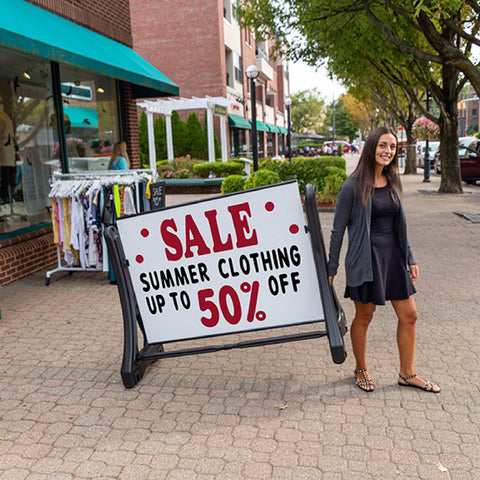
top-left (105, 183), bottom-right (347, 388)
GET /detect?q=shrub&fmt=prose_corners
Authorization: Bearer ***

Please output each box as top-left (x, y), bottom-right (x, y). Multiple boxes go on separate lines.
top-left (244, 169), bottom-right (281, 189)
top-left (259, 156), bottom-right (346, 194)
top-left (323, 171), bottom-right (347, 196)
top-left (221, 175), bottom-right (246, 194)
top-left (193, 160), bottom-right (244, 178)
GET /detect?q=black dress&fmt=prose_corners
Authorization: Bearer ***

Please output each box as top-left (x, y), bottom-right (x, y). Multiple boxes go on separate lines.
top-left (344, 184), bottom-right (416, 305)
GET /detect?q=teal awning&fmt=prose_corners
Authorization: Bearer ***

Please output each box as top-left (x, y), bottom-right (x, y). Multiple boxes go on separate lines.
top-left (250, 120), bottom-right (268, 132)
top-left (266, 123), bottom-right (280, 133)
top-left (228, 114), bottom-right (251, 129)
top-left (278, 126), bottom-right (288, 134)
top-left (63, 106), bottom-right (98, 128)
top-left (1, 0), bottom-right (179, 98)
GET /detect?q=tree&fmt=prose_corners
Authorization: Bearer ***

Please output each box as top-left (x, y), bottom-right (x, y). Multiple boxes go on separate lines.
top-left (290, 88), bottom-right (325, 133)
top-left (138, 111), bottom-right (149, 168)
top-left (171, 111), bottom-right (189, 157)
top-left (185, 112), bottom-right (203, 158)
top-left (153, 115), bottom-right (167, 161)
top-left (324, 97), bottom-right (359, 141)
top-left (237, 0), bottom-right (472, 193)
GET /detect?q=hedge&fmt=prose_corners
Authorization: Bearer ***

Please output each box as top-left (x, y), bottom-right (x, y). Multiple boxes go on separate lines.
top-left (193, 160), bottom-right (244, 178)
top-left (259, 156), bottom-right (346, 194)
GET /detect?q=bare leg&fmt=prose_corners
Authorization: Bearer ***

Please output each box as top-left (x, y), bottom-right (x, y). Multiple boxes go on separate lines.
top-left (351, 301), bottom-right (376, 391)
top-left (392, 296), bottom-right (440, 392)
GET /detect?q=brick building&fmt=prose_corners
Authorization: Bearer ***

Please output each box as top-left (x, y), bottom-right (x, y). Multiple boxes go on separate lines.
top-left (458, 85), bottom-right (479, 137)
top-left (130, 0), bottom-right (290, 159)
top-left (0, 0), bottom-right (178, 285)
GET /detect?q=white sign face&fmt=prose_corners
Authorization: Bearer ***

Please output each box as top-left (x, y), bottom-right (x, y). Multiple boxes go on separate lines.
top-left (116, 182), bottom-right (324, 344)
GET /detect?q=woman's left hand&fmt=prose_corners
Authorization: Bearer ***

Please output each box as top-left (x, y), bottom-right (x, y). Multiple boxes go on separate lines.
top-left (409, 264), bottom-right (419, 281)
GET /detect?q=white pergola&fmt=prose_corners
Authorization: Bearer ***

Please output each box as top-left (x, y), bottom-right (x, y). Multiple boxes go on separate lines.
top-left (138, 96), bottom-right (232, 171)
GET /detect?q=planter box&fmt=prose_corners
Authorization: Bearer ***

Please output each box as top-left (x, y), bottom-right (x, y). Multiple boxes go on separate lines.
top-left (163, 178), bottom-right (223, 194)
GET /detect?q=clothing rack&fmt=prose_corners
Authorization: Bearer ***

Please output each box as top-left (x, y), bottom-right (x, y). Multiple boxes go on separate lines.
top-left (45, 169), bottom-right (155, 285)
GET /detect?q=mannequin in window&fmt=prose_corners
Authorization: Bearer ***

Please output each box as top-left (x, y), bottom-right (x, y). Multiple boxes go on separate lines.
top-left (0, 101), bottom-right (16, 205)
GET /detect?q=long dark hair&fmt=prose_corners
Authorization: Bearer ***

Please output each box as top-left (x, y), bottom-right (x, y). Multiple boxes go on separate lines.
top-left (353, 127), bottom-right (402, 205)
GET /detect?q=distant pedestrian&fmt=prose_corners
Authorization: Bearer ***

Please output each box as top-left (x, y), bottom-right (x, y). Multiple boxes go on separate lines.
top-left (327, 127), bottom-right (440, 393)
top-left (108, 141), bottom-right (130, 170)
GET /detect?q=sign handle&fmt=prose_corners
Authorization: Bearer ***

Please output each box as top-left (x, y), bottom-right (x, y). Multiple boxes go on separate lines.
top-left (104, 226), bottom-right (164, 388)
top-left (304, 184), bottom-right (348, 364)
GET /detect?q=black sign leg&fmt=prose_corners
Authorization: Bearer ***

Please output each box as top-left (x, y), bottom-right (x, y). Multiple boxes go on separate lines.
top-left (304, 184), bottom-right (347, 364)
top-left (104, 226), bottom-right (164, 388)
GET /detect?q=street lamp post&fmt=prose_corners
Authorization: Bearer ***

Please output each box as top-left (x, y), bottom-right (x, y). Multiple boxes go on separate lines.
top-left (423, 90), bottom-right (432, 183)
top-left (285, 96), bottom-right (292, 162)
top-left (246, 65), bottom-right (260, 171)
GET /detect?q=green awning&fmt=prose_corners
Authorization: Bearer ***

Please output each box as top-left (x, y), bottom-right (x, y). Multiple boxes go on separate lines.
top-left (278, 126), bottom-right (288, 134)
top-left (63, 106), bottom-right (98, 128)
top-left (1, 0), bottom-right (179, 98)
top-left (228, 114), bottom-right (251, 129)
top-left (266, 123), bottom-right (280, 133)
top-left (250, 120), bottom-right (268, 132)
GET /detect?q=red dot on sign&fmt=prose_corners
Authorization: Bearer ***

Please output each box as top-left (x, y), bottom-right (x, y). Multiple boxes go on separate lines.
top-left (136, 255), bottom-right (144, 264)
top-left (289, 224), bottom-right (299, 234)
top-left (140, 228), bottom-right (149, 238)
top-left (265, 201), bottom-right (275, 211)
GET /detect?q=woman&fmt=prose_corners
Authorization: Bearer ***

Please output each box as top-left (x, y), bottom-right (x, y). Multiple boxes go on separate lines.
top-left (328, 127), bottom-right (440, 393)
top-left (108, 141), bottom-right (130, 170)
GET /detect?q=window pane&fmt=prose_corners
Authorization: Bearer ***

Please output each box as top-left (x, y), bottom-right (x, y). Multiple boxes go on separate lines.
top-left (59, 65), bottom-right (119, 172)
top-left (0, 48), bottom-right (54, 236)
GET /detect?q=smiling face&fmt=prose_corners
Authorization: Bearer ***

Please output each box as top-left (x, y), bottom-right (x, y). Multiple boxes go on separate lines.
top-left (375, 133), bottom-right (397, 169)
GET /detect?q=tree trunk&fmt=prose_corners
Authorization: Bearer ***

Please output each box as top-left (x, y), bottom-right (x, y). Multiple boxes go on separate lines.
top-left (404, 127), bottom-right (417, 174)
top-left (438, 65), bottom-right (463, 194)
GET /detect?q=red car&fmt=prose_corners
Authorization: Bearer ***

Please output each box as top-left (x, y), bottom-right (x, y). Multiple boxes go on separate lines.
top-left (434, 136), bottom-right (480, 184)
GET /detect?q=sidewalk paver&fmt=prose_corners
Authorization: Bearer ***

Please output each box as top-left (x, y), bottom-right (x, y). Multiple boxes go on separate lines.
top-left (0, 160), bottom-right (479, 479)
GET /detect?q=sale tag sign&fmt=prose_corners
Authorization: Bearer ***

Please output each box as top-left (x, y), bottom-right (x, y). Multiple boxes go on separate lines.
top-left (116, 182), bottom-right (324, 344)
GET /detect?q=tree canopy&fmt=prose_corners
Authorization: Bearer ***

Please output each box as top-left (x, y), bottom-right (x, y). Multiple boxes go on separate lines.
top-left (238, 0), bottom-right (479, 192)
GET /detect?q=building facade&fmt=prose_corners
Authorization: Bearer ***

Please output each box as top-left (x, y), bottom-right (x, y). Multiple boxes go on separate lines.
top-left (130, 0), bottom-right (290, 159)
top-left (0, 0), bottom-right (178, 286)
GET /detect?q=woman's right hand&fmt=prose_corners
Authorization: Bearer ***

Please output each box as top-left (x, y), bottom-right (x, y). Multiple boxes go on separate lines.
top-left (329, 276), bottom-right (334, 285)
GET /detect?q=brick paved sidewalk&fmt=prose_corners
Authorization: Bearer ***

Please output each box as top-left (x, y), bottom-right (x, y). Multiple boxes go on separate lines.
top-left (0, 169), bottom-right (479, 479)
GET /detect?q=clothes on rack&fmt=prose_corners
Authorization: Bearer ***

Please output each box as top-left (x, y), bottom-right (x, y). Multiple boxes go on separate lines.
top-left (48, 171), bottom-right (153, 269)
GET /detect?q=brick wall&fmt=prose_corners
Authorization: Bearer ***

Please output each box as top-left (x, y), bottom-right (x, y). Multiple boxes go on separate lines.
top-left (0, 227), bottom-right (56, 286)
top-left (130, 0), bottom-right (225, 98)
top-left (27, 0), bottom-right (133, 46)
top-left (122, 82), bottom-right (141, 168)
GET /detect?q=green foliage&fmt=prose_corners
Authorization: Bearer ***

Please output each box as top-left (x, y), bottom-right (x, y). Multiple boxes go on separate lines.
top-left (324, 99), bottom-right (359, 141)
top-left (291, 89), bottom-right (325, 134)
top-left (467, 124), bottom-right (478, 136)
top-left (138, 111), bottom-right (149, 168)
top-left (221, 175), bottom-right (246, 194)
top-left (193, 161), bottom-right (245, 178)
top-left (172, 111), bottom-right (189, 157)
top-left (154, 115), bottom-right (167, 160)
top-left (186, 113), bottom-right (204, 159)
top-left (244, 169), bottom-right (281, 189)
top-left (259, 156), bottom-right (346, 194)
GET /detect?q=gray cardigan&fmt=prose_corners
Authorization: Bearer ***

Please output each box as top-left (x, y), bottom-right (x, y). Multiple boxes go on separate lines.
top-left (327, 174), bottom-right (416, 287)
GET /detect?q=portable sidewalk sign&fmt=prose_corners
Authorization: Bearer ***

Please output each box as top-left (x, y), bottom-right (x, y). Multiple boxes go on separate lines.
top-left (105, 180), bottom-right (347, 388)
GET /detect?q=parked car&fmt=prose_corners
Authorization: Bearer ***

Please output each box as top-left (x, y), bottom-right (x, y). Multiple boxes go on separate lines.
top-left (434, 136), bottom-right (480, 183)
top-left (416, 140), bottom-right (440, 169)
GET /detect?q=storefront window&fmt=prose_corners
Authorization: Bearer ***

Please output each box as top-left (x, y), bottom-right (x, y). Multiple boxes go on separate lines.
top-left (229, 128), bottom-right (247, 157)
top-left (0, 48), bottom-right (55, 236)
top-left (59, 65), bottom-right (120, 172)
